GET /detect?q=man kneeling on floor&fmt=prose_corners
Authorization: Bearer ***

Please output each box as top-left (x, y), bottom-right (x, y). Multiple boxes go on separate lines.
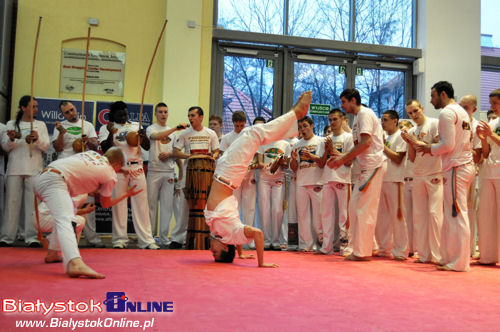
top-left (205, 91), bottom-right (312, 267)
top-left (33, 148), bottom-right (142, 278)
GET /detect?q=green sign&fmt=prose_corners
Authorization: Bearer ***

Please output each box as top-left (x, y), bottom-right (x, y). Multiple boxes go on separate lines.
top-left (356, 67), bottom-right (364, 76)
top-left (339, 65), bottom-right (346, 74)
top-left (309, 103), bottom-right (331, 116)
top-left (266, 59), bottom-right (274, 68)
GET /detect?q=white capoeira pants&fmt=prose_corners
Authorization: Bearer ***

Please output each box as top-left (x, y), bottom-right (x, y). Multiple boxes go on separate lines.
top-left (349, 161), bottom-right (387, 257)
top-left (258, 177), bottom-right (285, 247)
top-left (170, 189), bottom-right (189, 244)
top-left (111, 166), bottom-right (155, 248)
top-left (0, 175), bottom-right (38, 244)
top-left (440, 163), bottom-right (475, 271)
top-left (82, 196), bottom-right (102, 245)
top-left (296, 185), bottom-right (322, 251)
top-left (207, 111), bottom-right (298, 242)
top-left (412, 174), bottom-right (443, 263)
top-left (33, 172), bottom-right (81, 270)
top-left (477, 178), bottom-right (500, 264)
top-left (320, 181), bottom-right (349, 254)
top-left (147, 170), bottom-right (176, 245)
top-left (234, 171), bottom-right (257, 228)
top-left (375, 182), bottom-right (409, 258)
top-left (467, 176), bottom-right (479, 256)
top-left (403, 178), bottom-right (415, 253)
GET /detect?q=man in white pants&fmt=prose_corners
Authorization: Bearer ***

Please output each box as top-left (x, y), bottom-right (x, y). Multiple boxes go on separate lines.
top-left (328, 89), bottom-right (386, 261)
top-left (459, 95), bottom-right (482, 258)
top-left (33, 148), bottom-right (142, 278)
top-left (146, 102), bottom-right (186, 247)
top-left (171, 106), bottom-right (219, 248)
top-left (375, 110), bottom-right (408, 260)
top-left (52, 100), bottom-right (103, 248)
top-left (257, 137), bottom-right (291, 250)
top-left (205, 91), bottom-right (312, 267)
top-left (318, 109), bottom-right (353, 255)
top-left (99, 101), bottom-right (158, 250)
top-left (401, 100), bottom-right (443, 264)
top-left (291, 116), bottom-right (324, 252)
top-left (415, 81), bottom-right (474, 272)
top-left (476, 89), bottom-right (500, 266)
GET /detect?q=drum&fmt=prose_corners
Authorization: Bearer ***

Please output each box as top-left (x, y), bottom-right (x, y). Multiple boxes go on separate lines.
top-left (184, 155), bottom-right (215, 250)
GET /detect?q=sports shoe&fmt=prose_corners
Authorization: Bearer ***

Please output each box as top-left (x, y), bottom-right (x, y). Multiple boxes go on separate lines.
top-left (0, 241), bottom-right (13, 247)
top-left (146, 243), bottom-right (160, 250)
top-left (113, 243), bottom-right (126, 249)
top-left (28, 241), bottom-right (42, 248)
top-left (168, 241), bottom-right (183, 249)
top-left (394, 255), bottom-right (407, 261)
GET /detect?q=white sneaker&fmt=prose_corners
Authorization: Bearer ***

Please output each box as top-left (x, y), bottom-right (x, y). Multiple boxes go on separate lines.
top-left (146, 243), bottom-right (160, 250)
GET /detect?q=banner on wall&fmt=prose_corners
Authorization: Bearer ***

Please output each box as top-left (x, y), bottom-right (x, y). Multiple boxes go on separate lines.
top-left (95, 101), bottom-right (153, 133)
top-left (60, 48), bottom-right (126, 97)
top-left (36, 98), bottom-right (94, 134)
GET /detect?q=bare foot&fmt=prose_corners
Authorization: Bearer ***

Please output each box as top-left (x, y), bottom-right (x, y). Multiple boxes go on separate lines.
top-left (293, 90), bottom-right (312, 119)
top-left (44, 249), bottom-right (63, 264)
top-left (66, 258), bottom-right (105, 279)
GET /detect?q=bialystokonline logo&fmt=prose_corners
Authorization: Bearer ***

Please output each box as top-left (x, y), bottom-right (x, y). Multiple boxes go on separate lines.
top-left (2, 292), bottom-right (174, 315)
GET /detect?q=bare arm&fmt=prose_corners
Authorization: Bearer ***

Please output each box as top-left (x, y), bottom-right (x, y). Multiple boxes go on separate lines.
top-left (243, 226), bottom-right (278, 267)
top-left (100, 185), bottom-right (142, 209)
top-left (384, 145), bottom-right (406, 164)
top-left (328, 133), bottom-right (371, 168)
top-left (171, 147), bottom-right (190, 160)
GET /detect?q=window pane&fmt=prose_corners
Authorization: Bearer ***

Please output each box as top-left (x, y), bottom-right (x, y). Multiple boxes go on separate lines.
top-left (217, 0), bottom-right (284, 34)
top-left (288, 0), bottom-right (350, 41)
top-left (481, 70), bottom-right (500, 112)
top-left (355, 68), bottom-right (405, 118)
top-left (223, 56), bottom-right (274, 134)
top-left (355, 0), bottom-right (413, 47)
top-left (293, 62), bottom-right (347, 136)
top-left (481, 0), bottom-right (500, 48)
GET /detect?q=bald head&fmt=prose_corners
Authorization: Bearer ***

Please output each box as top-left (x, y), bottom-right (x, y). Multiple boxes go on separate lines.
top-left (460, 94), bottom-right (477, 116)
top-left (104, 147), bottom-right (125, 171)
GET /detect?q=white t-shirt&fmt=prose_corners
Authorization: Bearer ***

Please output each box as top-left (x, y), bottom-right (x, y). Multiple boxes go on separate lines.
top-left (479, 117), bottom-right (500, 179)
top-left (384, 130), bottom-right (407, 183)
top-left (409, 117), bottom-right (441, 177)
top-left (293, 135), bottom-right (324, 187)
top-left (431, 103), bottom-right (473, 172)
top-left (1, 120), bottom-right (50, 175)
top-left (321, 131), bottom-right (354, 184)
top-left (49, 150), bottom-right (117, 197)
top-left (258, 139), bottom-right (291, 181)
top-left (174, 126), bottom-right (219, 156)
top-left (146, 123), bottom-right (177, 172)
top-left (352, 106), bottom-right (385, 170)
top-left (51, 119), bottom-right (97, 159)
top-left (220, 131), bottom-right (243, 152)
top-left (98, 121), bottom-right (144, 163)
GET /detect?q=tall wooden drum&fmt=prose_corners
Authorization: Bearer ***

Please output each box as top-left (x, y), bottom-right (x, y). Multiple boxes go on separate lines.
top-left (184, 155), bottom-right (215, 249)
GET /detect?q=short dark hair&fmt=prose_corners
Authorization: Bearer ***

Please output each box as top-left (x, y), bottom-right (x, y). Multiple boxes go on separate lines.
top-left (109, 101), bottom-right (128, 122)
top-left (432, 81), bottom-right (454, 99)
top-left (16, 95), bottom-right (37, 132)
top-left (489, 89), bottom-right (500, 99)
top-left (188, 106), bottom-right (203, 116)
top-left (383, 110), bottom-right (399, 121)
top-left (340, 89), bottom-right (361, 105)
top-left (298, 116), bottom-right (314, 126)
top-left (209, 115), bottom-right (222, 124)
top-left (155, 102), bottom-right (168, 111)
top-left (59, 100), bottom-right (71, 110)
top-left (232, 110), bottom-right (246, 123)
top-left (329, 108), bottom-right (345, 117)
top-left (253, 116), bottom-right (266, 125)
top-left (323, 125), bottom-right (331, 134)
top-left (215, 245), bottom-right (235, 263)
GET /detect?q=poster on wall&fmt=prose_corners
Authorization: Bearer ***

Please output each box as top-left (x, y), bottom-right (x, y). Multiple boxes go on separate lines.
top-left (60, 48), bottom-right (126, 97)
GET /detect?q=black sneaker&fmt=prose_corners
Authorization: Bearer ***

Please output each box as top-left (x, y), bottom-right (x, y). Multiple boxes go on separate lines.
top-left (168, 241), bottom-right (183, 249)
top-left (28, 242), bottom-right (42, 248)
top-left (0, 241), bottom-right (12, 247)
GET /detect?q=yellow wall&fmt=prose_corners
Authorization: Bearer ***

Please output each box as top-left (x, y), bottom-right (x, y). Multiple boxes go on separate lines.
top-left (11, 0), bottom-right (213, 123)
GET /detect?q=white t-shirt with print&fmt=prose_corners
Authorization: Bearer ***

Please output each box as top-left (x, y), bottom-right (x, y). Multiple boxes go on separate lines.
top-left (321, 131), bottom-right (354, 184)
top-left (146, 123), bottom-right (177, 172)
top-left (51, 119), bottom-right (97, 159)
top-left (258, 139), bottom-right (291, 181)
top-left (98, 121), bottom-right (144, 164)
top-left (384, 130), bottom-right (407, 183)
top-left (408, 117), bottom-right (441, 177)
top-left (293, 135), bottom-right (324, 187)
top-left (174, 126), bottom-right (219, 156)
top-left (352, 106), bottom-right (385, 170)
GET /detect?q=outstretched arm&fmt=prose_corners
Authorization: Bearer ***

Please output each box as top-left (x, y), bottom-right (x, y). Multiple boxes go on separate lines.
top-left (100, 185), bottom-right (142, 209)
top-left (243, 226), bottom-right (278, 268)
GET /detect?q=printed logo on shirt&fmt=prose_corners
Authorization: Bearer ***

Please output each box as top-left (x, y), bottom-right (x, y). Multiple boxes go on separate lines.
top-left (66, 126), bottom-right (82, 136)
top-left (160, 137), bottom-right (172, 144)
top-left (334, 142), bottom-right (343, 153)
top-left (385, 141), bottom-right (391, 148)
top-left (495, 126), bottom-right (500, 135)
top-left (298, 146), bottom-right (317, 169)
top-left (116, 131), bottom-right (128, 142)
top-left (264, 147), bottom-right (284, 160)
top-left (188, 135), bottom-right (210, 155)
top-left (462, 121), bottom-right (471, 131)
